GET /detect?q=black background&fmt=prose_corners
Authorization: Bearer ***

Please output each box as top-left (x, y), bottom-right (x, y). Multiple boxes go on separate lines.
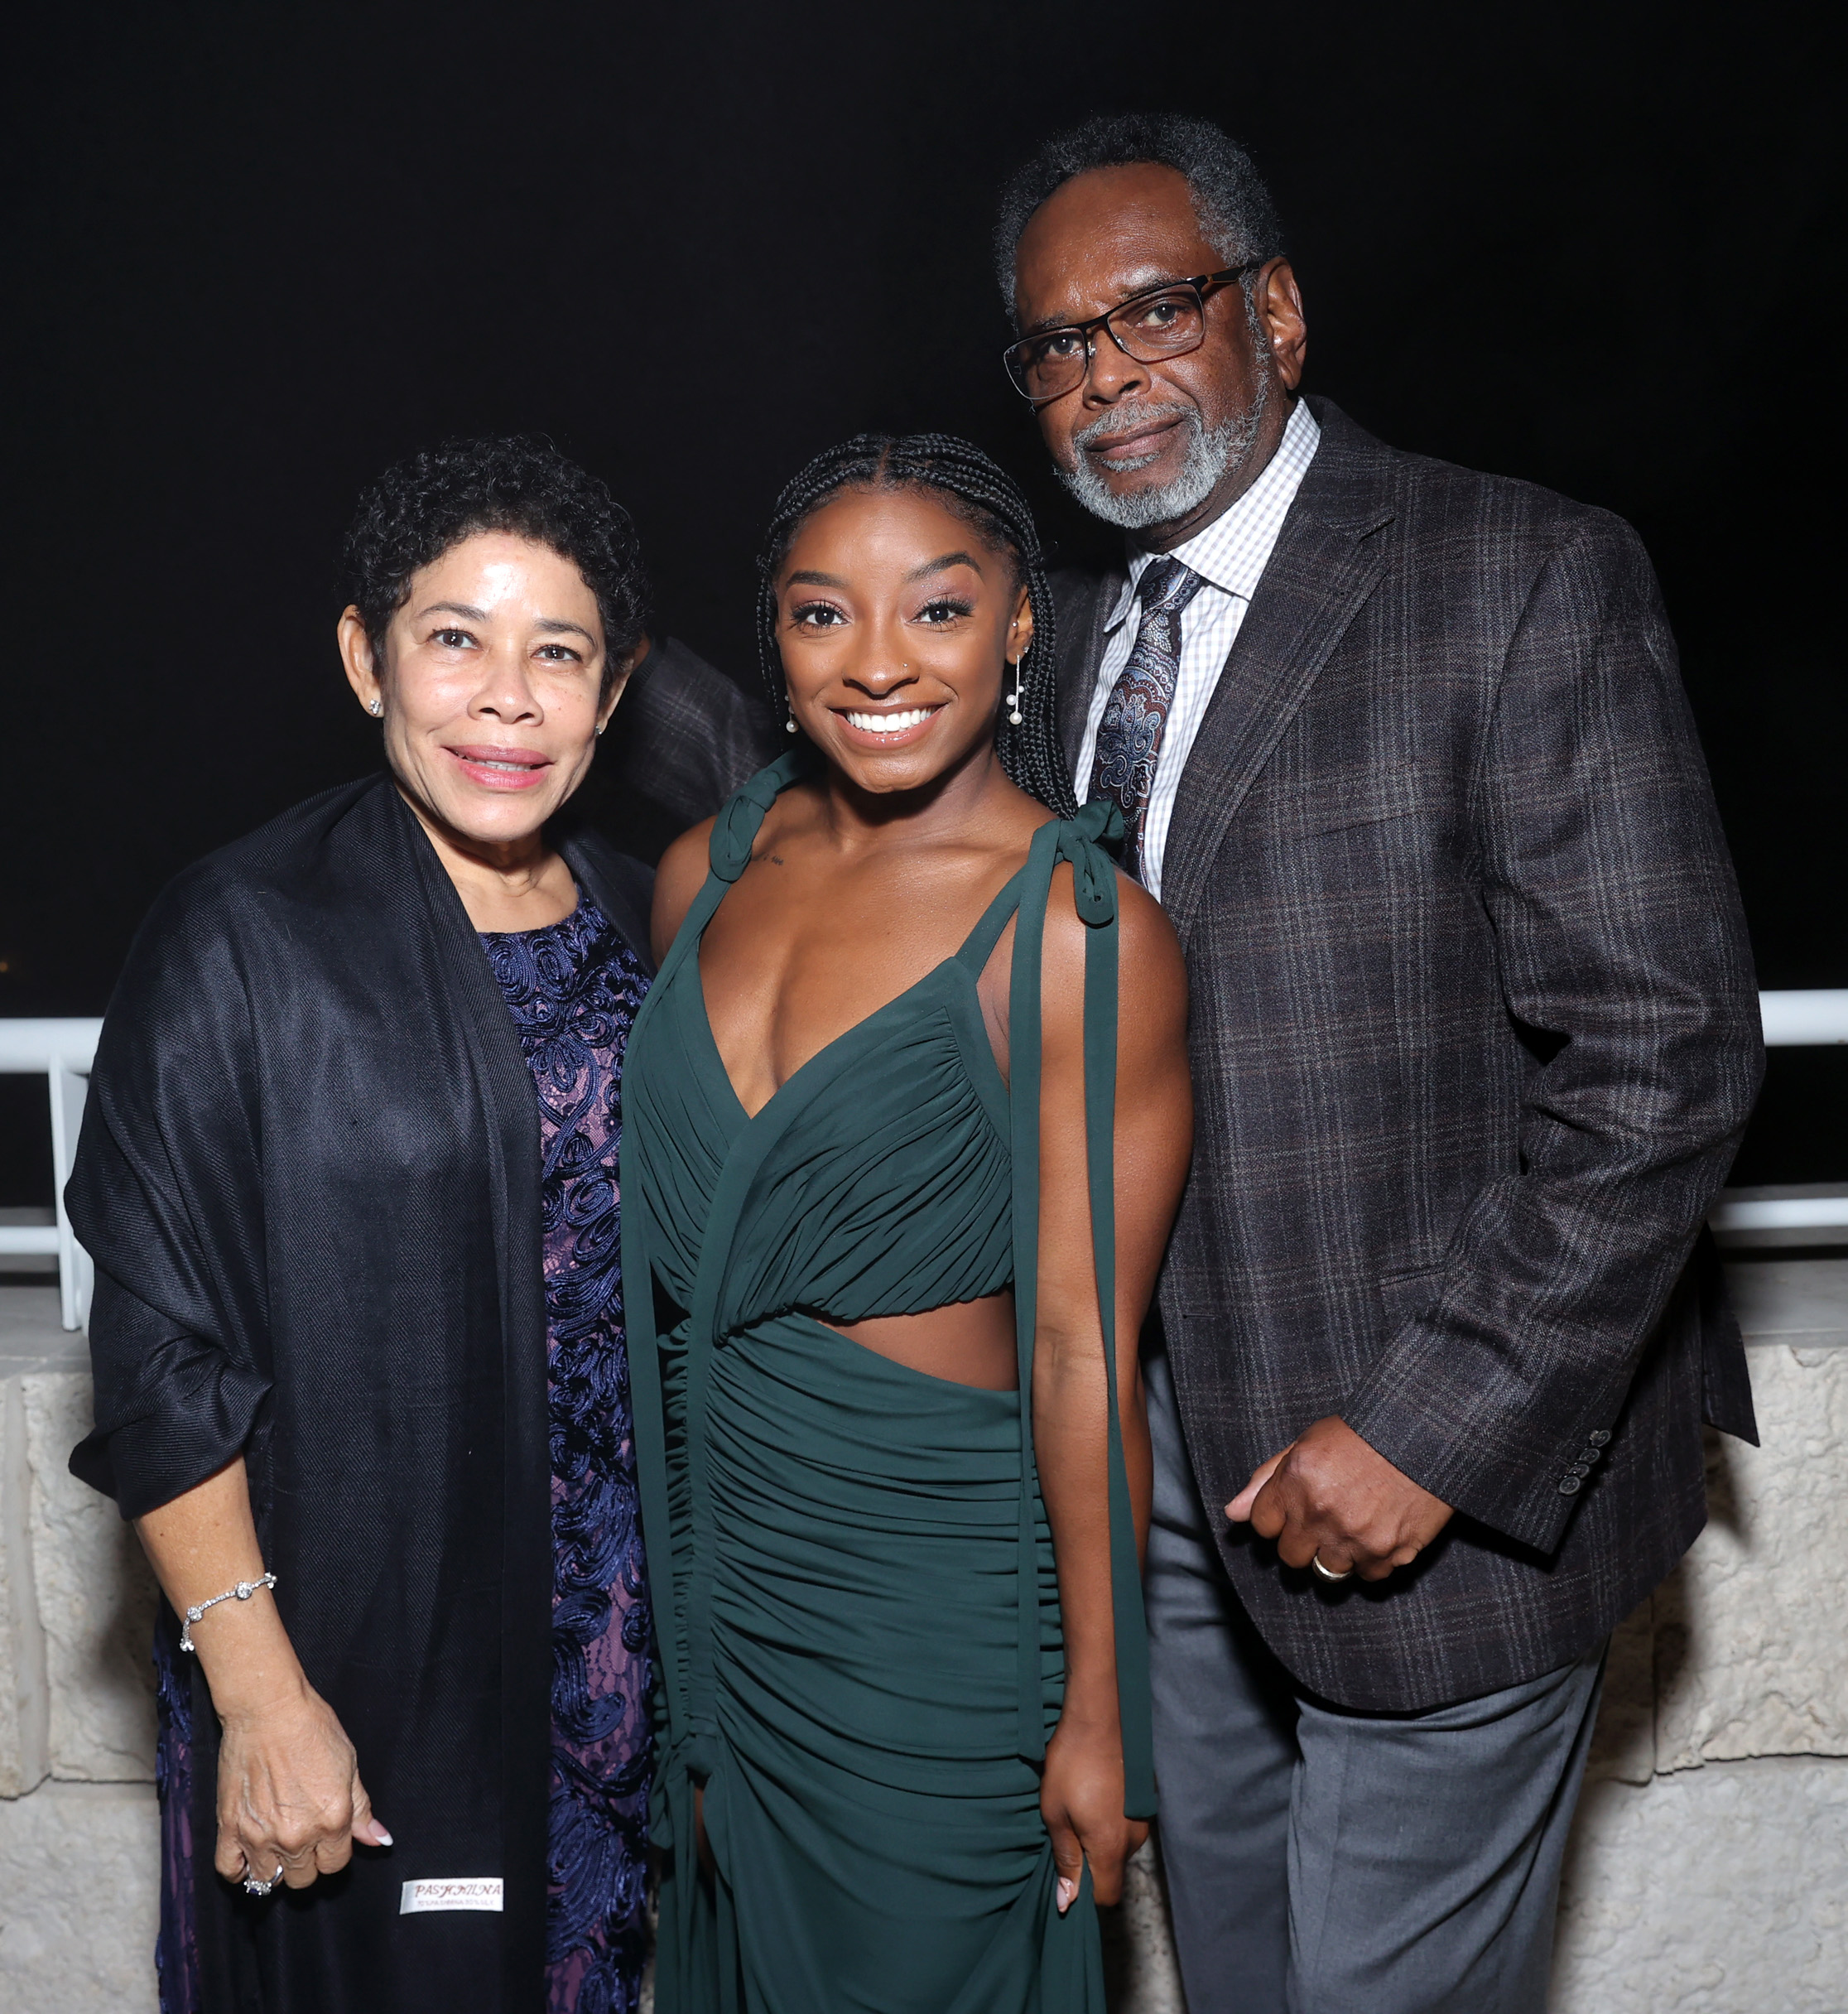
top-left (4, 0), bottom-right (1843, 1204)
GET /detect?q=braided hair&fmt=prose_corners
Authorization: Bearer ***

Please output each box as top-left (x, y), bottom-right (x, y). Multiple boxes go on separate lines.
top-left (755, 433), bottom-right (1074, 817)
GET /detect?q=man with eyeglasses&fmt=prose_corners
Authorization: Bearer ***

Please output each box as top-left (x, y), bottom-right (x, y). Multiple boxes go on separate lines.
top-left (993, 113), bottom-right (1762, 2013)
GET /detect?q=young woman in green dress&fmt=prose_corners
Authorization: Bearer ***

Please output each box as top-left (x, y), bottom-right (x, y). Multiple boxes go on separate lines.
top-left (621, 436), bottom-right (1192, 2010)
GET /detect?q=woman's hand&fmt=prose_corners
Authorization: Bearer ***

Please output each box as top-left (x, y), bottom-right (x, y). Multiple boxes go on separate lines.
top-left (134, 1458), bottom-right (391, 1893)
top-left (1042, 1713), bottom-right (1148, 1912)
top-left (214, 1679), bottom-right (389, 1891)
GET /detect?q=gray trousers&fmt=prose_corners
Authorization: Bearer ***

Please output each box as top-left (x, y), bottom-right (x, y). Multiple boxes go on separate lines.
top-left (1143, 1347), bottom-right (1605, 2014)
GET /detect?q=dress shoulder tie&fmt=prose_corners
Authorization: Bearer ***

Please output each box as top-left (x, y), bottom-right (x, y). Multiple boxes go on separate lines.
top-left (1007, 801), bottom-right (1156, 1820)
top-left (708, 751), bottom-right (806, 884)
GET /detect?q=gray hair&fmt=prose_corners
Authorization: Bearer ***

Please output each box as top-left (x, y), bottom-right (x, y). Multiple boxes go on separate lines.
top-left (992, 112), bottom-right (1284, 319)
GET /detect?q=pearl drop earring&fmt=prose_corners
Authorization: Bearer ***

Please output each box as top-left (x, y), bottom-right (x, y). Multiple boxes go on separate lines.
top-left (1006, 652), bottom-right (1027, 727)
top-left (786, 712), bottom-right (799, 734)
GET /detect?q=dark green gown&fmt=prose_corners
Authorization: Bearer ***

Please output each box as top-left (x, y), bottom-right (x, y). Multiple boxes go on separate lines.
top-left (621, 755), bottom-right (1153, 2012)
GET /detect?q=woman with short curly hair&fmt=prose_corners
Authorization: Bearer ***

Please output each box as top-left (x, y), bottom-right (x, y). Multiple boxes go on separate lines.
top-left (71, 436), bottom-right (662, 2013)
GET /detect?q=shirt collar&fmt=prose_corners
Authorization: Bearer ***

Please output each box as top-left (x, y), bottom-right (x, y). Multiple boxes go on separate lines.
top-left (1104, 397), bottom-right (1322, 629)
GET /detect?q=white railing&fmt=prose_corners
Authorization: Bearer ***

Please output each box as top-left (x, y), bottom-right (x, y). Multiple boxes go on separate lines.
top-left (0, 1019), bottom-right (103, 1330)
top-left (2, 989), bottom-right (1843, 1330)
top-left (1758, 990), bottom-right (1848, 1047)
top-left (1711, 1192), bottom-right (1848, 1235)
top-left (1709, 989), bottom-right (1848, 1245)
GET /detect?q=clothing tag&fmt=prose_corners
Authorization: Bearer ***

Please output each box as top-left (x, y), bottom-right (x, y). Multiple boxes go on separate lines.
top-left (399, 1877), bottom-right (503, 1915)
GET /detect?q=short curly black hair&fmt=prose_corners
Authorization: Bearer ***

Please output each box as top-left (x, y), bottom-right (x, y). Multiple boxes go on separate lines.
top-left (993, 113), bottom-right (1284, 319)
top-left (341, 435), bottom-right (650, 698)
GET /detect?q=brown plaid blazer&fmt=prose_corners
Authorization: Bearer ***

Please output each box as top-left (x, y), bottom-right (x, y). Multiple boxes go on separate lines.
top-left (1054, 398), bottom-right (1763, 1711)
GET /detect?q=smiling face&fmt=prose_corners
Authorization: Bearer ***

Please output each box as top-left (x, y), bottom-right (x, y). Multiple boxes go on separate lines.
top-left (339, 530), bottom-right (619, 853)
top-left (1012, 161), bottom-right (1307, 547)
top-left (774, 484), bottom-right (1032, 798)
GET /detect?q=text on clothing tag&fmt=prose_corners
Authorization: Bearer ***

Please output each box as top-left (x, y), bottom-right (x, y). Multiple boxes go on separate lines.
top-left (400, 1877), bottom-right (503, 1914)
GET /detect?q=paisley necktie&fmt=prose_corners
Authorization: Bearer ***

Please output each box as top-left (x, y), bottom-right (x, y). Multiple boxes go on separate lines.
top-left (1086, 556), bottom-right (1206, 882)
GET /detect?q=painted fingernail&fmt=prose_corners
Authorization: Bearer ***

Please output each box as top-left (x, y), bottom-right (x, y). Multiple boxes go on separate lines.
top-left (374, 1827), bottom-right (393, 1846)
top-left (1056, 1877), bottom-right (1077, 1913)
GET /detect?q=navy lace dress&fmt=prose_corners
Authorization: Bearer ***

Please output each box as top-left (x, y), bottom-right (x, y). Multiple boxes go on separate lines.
top-left (482, 896), bottom-right (655, 2011)
top-left (151, 894), bottom-right (653, 2014)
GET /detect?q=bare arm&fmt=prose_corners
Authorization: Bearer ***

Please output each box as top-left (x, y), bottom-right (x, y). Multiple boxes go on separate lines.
top-left (1032, 870), bottom-right (1191, 1908)
top-left (137, 1459), bottom-right (388, 1889)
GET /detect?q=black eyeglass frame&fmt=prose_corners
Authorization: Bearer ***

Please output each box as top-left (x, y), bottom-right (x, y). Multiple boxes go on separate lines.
top-left (1001, 262), bottom-right (1266, 406)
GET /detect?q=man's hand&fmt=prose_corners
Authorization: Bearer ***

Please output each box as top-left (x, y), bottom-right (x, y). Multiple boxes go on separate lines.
top-left (1225, 1417), bottom-right (1453, 1582)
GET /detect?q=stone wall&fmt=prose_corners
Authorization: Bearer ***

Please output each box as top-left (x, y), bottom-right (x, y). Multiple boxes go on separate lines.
top-left (1547, 1261), bottom-right (1848, 2014)
top-left (0, 1290), bottom-right (159, 2010)
top-left (4, 1265), bottom-right (1845, 2012)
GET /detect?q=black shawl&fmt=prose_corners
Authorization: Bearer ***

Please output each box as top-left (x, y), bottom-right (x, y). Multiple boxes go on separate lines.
top-left (67, 774), bottom-right (653, 2014)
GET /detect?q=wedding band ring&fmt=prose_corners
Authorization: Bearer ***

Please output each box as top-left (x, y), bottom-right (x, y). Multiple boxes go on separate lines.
top-left (1310, 1555), bottom-right (1355, 1583)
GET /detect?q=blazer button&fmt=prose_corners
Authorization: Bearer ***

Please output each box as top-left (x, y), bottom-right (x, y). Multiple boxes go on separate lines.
top-left (1581, 1447), bottom-right (1602, 1463)
top-left (1569, 1462), bottom-right (1592, 1477)
top-left (1558, 1475), bottom-right (1583, 1495)
top-left (1589, 1430), bottom-right (1612, 1446)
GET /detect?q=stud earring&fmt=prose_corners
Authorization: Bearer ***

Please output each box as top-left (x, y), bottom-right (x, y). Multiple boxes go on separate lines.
top-left (368, 698), bottom-right (383, 717)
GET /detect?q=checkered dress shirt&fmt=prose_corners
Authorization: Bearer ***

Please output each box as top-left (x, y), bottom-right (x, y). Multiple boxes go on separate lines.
top-left (1074, 398), bottom-right (1321, 898)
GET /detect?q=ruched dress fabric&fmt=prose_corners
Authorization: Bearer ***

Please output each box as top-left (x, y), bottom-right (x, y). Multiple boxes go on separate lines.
top-left (619, 754), bottom-right (1153, 2013)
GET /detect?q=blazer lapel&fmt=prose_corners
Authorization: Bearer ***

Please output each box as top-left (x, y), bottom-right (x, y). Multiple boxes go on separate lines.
top-left (1160, 403), bottom-right (1397, 940)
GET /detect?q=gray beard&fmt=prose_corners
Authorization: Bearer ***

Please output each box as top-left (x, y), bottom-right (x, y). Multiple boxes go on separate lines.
top-left (1058, 376), bottom-right (1270, 533)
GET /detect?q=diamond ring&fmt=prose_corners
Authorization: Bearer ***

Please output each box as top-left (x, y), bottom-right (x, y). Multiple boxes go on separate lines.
top-left (243, 1864), bottom-right (284, 1897)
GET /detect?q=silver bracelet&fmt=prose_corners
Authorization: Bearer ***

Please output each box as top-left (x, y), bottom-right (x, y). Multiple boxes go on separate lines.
top-left (180, 1571), bottom-right (278, 1654)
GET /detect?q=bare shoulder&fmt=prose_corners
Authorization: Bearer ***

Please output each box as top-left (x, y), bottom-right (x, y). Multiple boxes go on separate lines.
top-left (1112, 874), bottom-right (1186, 1000)
top-left (1039, 863), bottom-right (1187, 1035)
top-left (651, 817), bottom-right (716, 963)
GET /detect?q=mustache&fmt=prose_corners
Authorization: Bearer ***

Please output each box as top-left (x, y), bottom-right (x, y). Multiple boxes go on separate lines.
top-left (1072, 401), bottom-right (1202, 452)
